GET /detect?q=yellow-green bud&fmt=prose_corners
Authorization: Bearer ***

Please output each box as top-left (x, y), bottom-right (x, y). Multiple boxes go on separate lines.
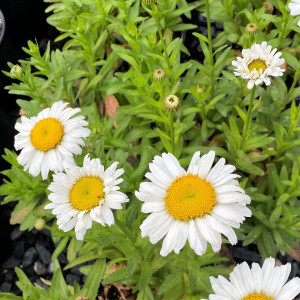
top-left (143, 0), bottom-right (156, 4)
top-left (10, 65), bottom-right (22, 79)
top-left (34, 218), bottom-right (45, 231)
top-left (163, 95), bottom-right (180, 111)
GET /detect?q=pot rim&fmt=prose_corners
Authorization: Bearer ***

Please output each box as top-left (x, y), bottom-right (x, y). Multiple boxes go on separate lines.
top-left (0, 8), bottom-right (5, 45)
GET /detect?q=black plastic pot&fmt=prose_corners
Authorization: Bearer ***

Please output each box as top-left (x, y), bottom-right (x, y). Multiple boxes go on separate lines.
top-left (0, 9), bottom-right (5, 45)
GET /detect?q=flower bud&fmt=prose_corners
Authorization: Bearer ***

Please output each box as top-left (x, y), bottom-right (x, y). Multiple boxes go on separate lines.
top-left (163, 95), bottom-right (180, 111)
top-left (143, 0), bottom-right (156, 4)
top-left (246, 23), bottom-right (258, 34)
top-left (153, 69), bottom-right (165, 81)
top-left (10, 65), bottom-right (22, 79)
top-left (34, 218), bottom-right (45, 231)
top-left (75, 297), bottom-right (89, 300)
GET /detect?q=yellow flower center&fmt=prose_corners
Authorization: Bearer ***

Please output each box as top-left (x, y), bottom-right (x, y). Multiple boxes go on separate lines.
top-left (164, 174), bottom-right (216, 221)
top-left (242, 293), bottom-right (274, 300)
top-left (69, 176), bottom-right (104, 211)
top-left (248, 59), bottom-right (267, 73)
top-left (30, 118), bottom-right (64, 151)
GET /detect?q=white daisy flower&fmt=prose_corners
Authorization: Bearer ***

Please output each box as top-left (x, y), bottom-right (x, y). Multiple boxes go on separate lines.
top-left (232, 41), bottom-right (285, 89)
top-left (203, 257), bottom-right (300, 300)
top-left (136, 151), bottom-right (251, 257)
top-left (289, 0), bottom-right (300, 27)
top-left (14, 101), bottom-right (91, 180)
top-left (45, 154), bottom-right (128, 240)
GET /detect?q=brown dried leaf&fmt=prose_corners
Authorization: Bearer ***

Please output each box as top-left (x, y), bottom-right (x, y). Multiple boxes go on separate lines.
top-left (220, 244), bottom-right (235, 267)
top-left (98, 100), bottom-right (104, 118)
top-left (287, 243), bottom-right (300, 262)
top-left (105, 95), bottom-right (119, 128)
top-left (10, 208), bottom-right (31, 225)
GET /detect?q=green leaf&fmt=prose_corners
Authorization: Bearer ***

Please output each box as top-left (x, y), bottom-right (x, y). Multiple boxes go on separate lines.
top-left (235, 158), bottom-right (265, 176)
top-left (64, 253), bottom-right (101, 270)
top-left (138, 262), bottom-right (152, 291)
top-left (82, 258), bottom-right (106, 299)
top-left (257, 230), bottom-right (276, 259)
top-left (193, 32), bottom-right (208, 43)
top-left (277, 193), bottom-right (290, 205)
top-left (269, 205), bottom-right (282, 223)
top-left (158, 272), bottom-right (181, 295)
top-left (242, 225), bottom-right (263, 246)
top-left (49, 260), bottom-right (70, 300)
top-left (52, 236), bottom-right (69, 260)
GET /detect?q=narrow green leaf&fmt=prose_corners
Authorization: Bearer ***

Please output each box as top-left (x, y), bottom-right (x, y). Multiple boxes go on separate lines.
top-left (83, 258), bottom-right (106, 299)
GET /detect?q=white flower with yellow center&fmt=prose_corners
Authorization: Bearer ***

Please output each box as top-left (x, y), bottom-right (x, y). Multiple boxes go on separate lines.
top-left (203, 257), bottom-right (300, 300)
top-left (14, 101), bottom-right (91, 180)
top-left (136, 151), bottom-right (251, 257)
top-left (232, 42), bottom-right (285, 89)
top-left (289, 0), bottom-right (300, 27)
top-left (45, 154), bottom-right (128, 240)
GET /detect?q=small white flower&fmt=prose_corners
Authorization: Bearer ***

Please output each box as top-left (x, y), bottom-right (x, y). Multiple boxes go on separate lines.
top-left (14, 101), bottom-right (91, 180)
top-left (289, 0), bottom-right (300, 27)
top-left (232, 41), bottom-right (285, 89)
top-left (136, 151), bottom-right (251, 257)
top-left (45, 154), bottom-right (128, 240)
top-left (203, 257), bottom-right (300, 300)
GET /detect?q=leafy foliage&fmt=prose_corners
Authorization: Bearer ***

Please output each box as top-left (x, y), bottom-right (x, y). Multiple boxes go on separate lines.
top-left (0, 0), bottom-right (300, 298)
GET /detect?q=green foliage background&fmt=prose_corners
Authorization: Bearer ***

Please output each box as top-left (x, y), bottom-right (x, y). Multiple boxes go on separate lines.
top-left (0, 0), bottom-right (300, 299)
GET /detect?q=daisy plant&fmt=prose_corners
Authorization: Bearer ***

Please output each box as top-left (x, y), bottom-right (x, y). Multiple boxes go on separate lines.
top-left (0, 0), bottom-right (300, 299)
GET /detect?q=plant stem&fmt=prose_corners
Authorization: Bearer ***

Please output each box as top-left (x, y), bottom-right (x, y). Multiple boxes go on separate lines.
top-left (205, 0), bottom-right (214, 99)
top-left (241, 87), bottom-right (256, 147)
top-left (153, 15), bottom-right (174, 84)
top-left (169, 111), bottom-right (175, 154)
top-left (114, 215), bottom-right (136, 247)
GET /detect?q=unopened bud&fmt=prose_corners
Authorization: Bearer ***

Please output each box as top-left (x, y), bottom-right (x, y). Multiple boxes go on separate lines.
top-left (142, 0), bottom-right (156, 4)
top-left (153, 69), bottom-right (165, 81)
top-left (196, 87), bottom-right (203, 93)
top-left (85, 142), bottom-right (94, 153)
top-left (163, 95), bottom-right (180, 111)
top-left (19, 109), bottom-right (27, 116)
top-left (34, 218), bottom-right (45, 231)
top-left (246, 23), bottom-right (258, 34)
top-left (263, 2), bottom-right (274, 14)
top-left (10, 65), bottom-right (22, 79)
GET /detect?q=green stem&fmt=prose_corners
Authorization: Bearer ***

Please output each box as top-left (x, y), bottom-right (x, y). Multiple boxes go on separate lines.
top-left (169, 111), bottom-right (175, 154)
top-left (241, 87), bottom-right (256, 147)
top-left (114, 215), bottom-right (136, 247)
top-left (153, 15), bottom-right (174, 83)
top-left (205, 0), bottom-right (214, 99)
